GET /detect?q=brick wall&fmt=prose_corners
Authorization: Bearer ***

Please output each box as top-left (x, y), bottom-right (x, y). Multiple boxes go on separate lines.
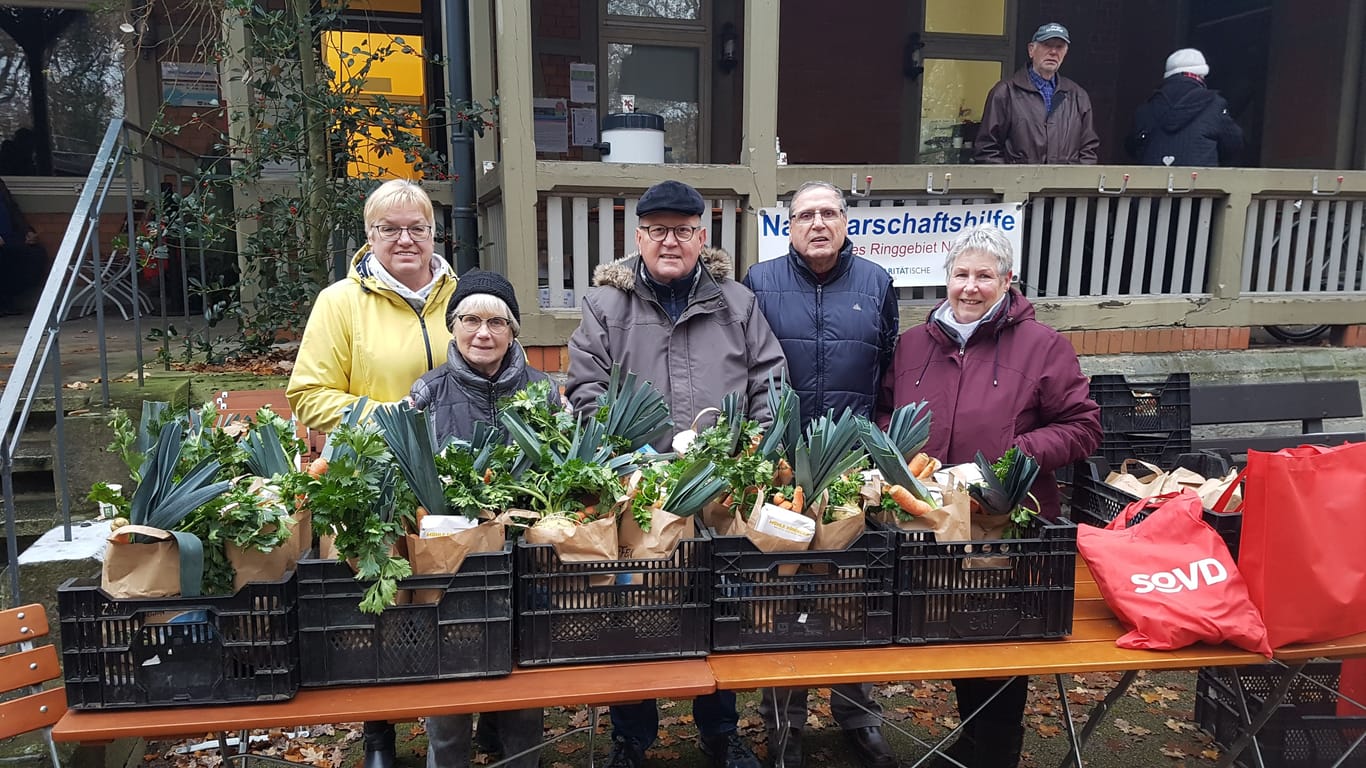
top-left (1059, 327), bottom-right (1251, 355)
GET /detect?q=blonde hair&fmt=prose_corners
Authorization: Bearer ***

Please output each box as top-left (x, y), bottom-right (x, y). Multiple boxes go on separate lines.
top-left (449, 294), bottom-right (521, 337)
top-left (364, 179), bottom-right (435, 229)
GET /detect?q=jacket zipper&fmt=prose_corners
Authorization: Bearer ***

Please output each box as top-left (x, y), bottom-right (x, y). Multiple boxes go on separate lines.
top-left (414, 305), bottom-right (435, 370)
top-left (815, 282), bottom-right (824, 410)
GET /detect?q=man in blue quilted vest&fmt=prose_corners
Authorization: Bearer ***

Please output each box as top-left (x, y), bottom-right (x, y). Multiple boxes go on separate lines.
top-left (742, 180), bottom-right (899, 768)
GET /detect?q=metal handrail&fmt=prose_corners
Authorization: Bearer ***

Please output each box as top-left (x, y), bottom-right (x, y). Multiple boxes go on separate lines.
top-left (0, 119), bottom-right (214, 604)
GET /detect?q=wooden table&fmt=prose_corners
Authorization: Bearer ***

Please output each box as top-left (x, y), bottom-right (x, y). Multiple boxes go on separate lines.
top-left (51, 659), bottom-right (714, 743)
top-left (707, 562), bottom-right (1366, 768)
top-left (51, 563), bottom-right (1366, 768)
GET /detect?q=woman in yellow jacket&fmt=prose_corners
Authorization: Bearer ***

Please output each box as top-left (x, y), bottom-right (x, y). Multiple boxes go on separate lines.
top-left (286, 179), bottom-right (456, 768)
top-left (287, 179), bottom-right (457, 432)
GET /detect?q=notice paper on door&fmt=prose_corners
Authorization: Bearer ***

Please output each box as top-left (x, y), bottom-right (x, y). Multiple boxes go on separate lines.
top-left (572, 108), bottom-right (598, 147)
top-left (533, 98), bottom-right (568, 154)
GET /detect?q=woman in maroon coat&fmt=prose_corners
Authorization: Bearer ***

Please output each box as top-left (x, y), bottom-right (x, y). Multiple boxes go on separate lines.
top-left (877, 223), bottom-right (1100, 766)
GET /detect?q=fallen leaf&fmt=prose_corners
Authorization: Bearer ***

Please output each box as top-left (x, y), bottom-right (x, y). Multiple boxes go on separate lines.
top-left (1035, 724), bottom-right (1061, 738)
top-left (1160, 745), bottom-right (1187, 758)
top-left (1165, 718), bottom-right (1197, 733)
top-left (1201, 748), bottom-right (1221, 759)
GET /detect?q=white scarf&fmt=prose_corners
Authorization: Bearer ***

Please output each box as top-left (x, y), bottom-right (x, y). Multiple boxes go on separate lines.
top-left (366, 253), bottom-right (450, 308)
top-left (934, 294), bottom-right (1008, 344)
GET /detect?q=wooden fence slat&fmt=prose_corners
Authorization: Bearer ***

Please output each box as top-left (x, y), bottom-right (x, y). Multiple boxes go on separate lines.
top-left (1026, 197), bottom-right (1045, 297)
top-left (623, 198), bottom-right (639, 258)
top-left (1149, 197), bottom-right (1172, 293)
top-left (1347, 201), bottom-right (1365, 291)
top-left (721, 198), bottom-right (738, 261)
top-left (1169, 197), bottom-right (1192, 293)
top-left (1132, 198), bottom-right (1152, 292)
top-left (1067, 196), bottom-right (1088, 297)
top-left (571, 197), bottom-right (589, 308)
top-left (1045, 198), bottom-right (1067, 297)
top-left (1326, 199), bottom-right (1347, 292)
top-left (597, 196), bottom-right (615, 274)
top-left (546, 196), bottom-right (565, 308)
top-left (1191, 198), bottom-right (1213, 293)
top-left (1089, 197), bottom-right (1110, 295)
top-left (1108, 197), bottom-right (1131, 295)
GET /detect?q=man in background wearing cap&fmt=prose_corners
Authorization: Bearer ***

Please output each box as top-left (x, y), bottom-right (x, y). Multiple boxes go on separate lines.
top-left (1126, 48), bottom-right (1243, 167)
top-left (567, 179), bottom-right (785, 768)
top-left (975, 22), bottom-right (1100, 165)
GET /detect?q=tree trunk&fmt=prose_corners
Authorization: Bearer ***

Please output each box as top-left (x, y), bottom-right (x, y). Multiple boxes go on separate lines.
top-left (291, 0), bottom-right (330, 286)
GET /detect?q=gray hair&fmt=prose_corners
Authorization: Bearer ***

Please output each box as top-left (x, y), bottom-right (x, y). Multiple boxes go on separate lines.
top-left (790, 181), bottom-right (849, 215)
top-left (944, 224), bottom-right (1015, 278)
top-left (449, 293), bottom-right (521, 337)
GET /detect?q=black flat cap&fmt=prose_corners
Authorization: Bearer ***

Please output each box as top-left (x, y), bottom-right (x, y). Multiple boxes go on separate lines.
top-left (636, 180), bottom-right (706, 217)
top-left (448, 269), bottom-right (521, 322)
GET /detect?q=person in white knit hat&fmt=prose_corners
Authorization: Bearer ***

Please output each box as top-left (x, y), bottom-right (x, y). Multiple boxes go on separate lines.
top-left (1126, 48), bottom-right (1244, 166)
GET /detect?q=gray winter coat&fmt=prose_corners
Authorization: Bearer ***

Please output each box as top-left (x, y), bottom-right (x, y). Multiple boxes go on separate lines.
top-left (566, 248), bottom-right (788, 449)
top-left (409, 339), bottom-right (553, 444)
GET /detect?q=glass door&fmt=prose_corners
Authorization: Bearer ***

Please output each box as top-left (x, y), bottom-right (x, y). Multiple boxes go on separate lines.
top-left (914, 0), bottom-right (1013, 163)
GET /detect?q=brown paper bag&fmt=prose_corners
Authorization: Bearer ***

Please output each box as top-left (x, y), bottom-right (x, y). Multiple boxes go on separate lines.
top-left (702, 498), bottom-right (738, 535)
top-left (523, 514), bottom-right (618, 562)
top-left (406, 521), bottom-right (506, 604)
top-left (619, 508), bottom-right (694, 560)
top-left (736, 494), bottom-right (812, 556)
top-left (1198, 468), bottom-right (1243, 511)
top-left (101, 525), bottom-right (182, 598)
top-left (225, 541), bottom-right (294, 591)
top-left (224, 508), bottom-right (311, 591)
top-left (966, 504), bottom-right (1016, 571)
top-left (810, 491), bottom-right (866, 552)
top-left (889, 483), bottom-right (971, 543)
top-left (1104, 458), bottom-right (1173, 497)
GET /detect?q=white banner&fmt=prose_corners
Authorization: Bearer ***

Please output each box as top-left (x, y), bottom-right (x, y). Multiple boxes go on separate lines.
top-left (758, 202), bottom-right (1025, 287)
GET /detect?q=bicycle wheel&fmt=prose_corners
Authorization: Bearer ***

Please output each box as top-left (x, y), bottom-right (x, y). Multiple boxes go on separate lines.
top-left (1264, 324), bottom-right (1331, 343)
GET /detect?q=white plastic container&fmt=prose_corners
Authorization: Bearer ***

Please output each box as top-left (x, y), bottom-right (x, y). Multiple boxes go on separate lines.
top-left (598, 112), bottom-right (666, 164)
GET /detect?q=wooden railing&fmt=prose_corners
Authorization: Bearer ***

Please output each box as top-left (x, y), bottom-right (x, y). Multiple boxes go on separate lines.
top-left (473, 164), bottom-right (1366, 343)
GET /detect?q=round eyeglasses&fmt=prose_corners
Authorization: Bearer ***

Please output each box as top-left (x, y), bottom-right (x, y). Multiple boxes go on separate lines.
top-left (372, 224), bottom-right (434, 242)
top-left (638, 224), bottom-right (701, 242)
top-left (455, 314), bottom-right (512, 334)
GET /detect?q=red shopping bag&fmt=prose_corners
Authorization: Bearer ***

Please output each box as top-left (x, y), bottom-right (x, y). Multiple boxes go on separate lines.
top-left (1077, 490), bottom-right (1271, 656)
top-left (1237, 442), bottom-right (1366, 648)
top-left (1340, 658), bottom-right (1366, 717)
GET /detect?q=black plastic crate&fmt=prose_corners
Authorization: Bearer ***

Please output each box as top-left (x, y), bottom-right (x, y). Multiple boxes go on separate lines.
top-left (1096, 429), bottom-right (1193, 468)
top-left (1089, 373), bottom-right (1192, 434)
top-left (1196, 663), bottom-right (1366, 768)
top-left (297, 544), bottom-right (512, 686)
top-left (709, 525), bottom-right (894, 652)
top-left (1069, 458), bottom-right (1242, 560)
top-left (515, 531), bottom-right (710, 666)
top-left (57, 573), bottom-right (299, 710)
top-left (886, 517), bottom-right (1076, 645)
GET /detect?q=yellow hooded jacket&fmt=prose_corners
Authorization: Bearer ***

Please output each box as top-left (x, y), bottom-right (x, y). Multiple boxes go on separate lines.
top-left (286, 245), bottom-right (457, 431)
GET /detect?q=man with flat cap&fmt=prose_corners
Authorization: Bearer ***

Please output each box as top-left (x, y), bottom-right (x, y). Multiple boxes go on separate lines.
top-left (566, 179), bottom-right (786, 768)
top-left (975, 21), bottom-right (1100, 165)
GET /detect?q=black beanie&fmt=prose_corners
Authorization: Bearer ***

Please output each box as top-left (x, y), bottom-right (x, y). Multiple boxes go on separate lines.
top-left (447, 269), bottom-right (521, 323)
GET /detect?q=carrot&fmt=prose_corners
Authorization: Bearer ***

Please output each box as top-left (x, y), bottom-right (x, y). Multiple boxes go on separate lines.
top-left (307, 456), bottom-right (329, 478)
top-left (771, 492), bottom-right (786, 506)
top-left (907, 452), bottom-right (930, 478)
top-left (721, 493), bottom-right (735, 509)
top-left (414, 506), bottom-right (428, 531)
top-left (887, 485), bottom-right (932, 517)
top-left (917, 457), bottom-right (940, 480)
top-left (779, 501), bottom-right (793, 510)
top-left (791, 485), bottom-right (804, 513)
top-left (483, 468), bottom-right (494, 484)
top-left (580, 504), bottom-right (598, 521)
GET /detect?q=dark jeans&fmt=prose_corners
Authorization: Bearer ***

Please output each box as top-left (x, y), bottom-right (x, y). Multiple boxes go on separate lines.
top-left (610, 691), bottom-right (738, 749)
top-left (949, 676), bottom-right (1028, 768)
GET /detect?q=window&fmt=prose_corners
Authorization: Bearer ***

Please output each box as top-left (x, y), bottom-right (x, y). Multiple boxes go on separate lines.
top-left (601, 0), bottom-right (709, 163)
top-left (322, 28), bottom-right (429, 178)
top-left (913, 0), bottom-right (1013, 164)
top-left (0, 5), bottom-right (127, 176)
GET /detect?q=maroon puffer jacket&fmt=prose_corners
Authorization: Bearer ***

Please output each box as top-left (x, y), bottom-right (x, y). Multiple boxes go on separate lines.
top-left (877, 290), bottom-right (1100, 519)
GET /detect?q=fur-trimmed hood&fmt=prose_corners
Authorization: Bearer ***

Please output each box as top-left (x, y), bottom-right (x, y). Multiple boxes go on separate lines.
top-left (591, 246), bottom-right (734, 290)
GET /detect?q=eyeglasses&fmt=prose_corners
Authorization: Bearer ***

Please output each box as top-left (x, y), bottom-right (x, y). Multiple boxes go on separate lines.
top-left (792, 208), bottom-right (844, 225)
top-left (372, 224), bottom-right (434, 242)
top-left (455, 314), bottom-right (512, 334)
top-left (638, 224), bottom-right (701, 242)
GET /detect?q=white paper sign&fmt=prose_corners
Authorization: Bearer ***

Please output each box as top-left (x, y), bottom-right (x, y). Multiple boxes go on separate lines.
top-left (533, 97), bottom-right (569, 154)
top-left (757, 202), bottom-right (1024, 287)
top-left (569, 63), bottom-right (597, 104)
top-left (571, 108), bottom-right (598, 147)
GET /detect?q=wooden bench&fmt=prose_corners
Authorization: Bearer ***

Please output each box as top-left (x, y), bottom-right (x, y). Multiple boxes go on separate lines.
top-left (1190, 380), bottom-right (1363, 463)
top-left (1, 603), bottom-right (64, 767)
top-left (213, 388), bottom-right (326, 461)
